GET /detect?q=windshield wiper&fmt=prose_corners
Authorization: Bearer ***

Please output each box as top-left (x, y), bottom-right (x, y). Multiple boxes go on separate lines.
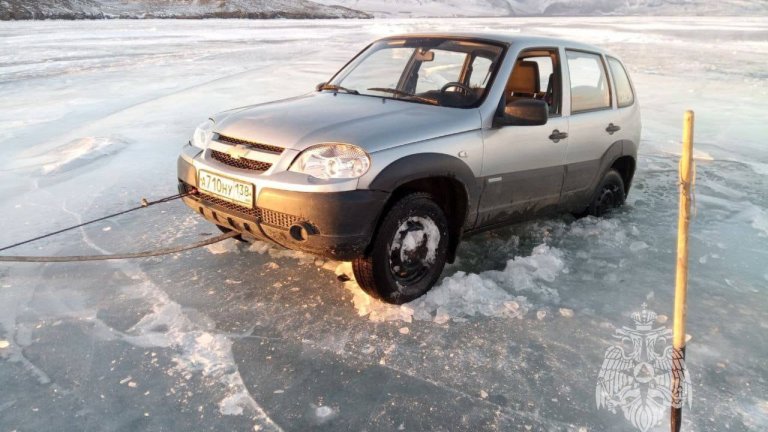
top-left (367, 87), bottom-right (437, 105)
top-left (319, 84), bottom-right (359, 95)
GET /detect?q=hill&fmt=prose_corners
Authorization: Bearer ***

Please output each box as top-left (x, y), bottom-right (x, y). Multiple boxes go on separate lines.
top-left (0, 0), bottom-right (372, 20)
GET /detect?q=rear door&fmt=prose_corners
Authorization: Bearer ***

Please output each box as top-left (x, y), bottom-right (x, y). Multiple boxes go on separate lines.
top-left (477, 48), bottom-right (569, 227)
top-left (560, 49), bottom-right (618, 209)
top-left (605, 55), bottom-right (641, 161)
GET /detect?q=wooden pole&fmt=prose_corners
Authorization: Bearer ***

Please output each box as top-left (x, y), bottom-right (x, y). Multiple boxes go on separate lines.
top-left (671, 110), bottom-right (694, 432)
top-left (674, 110), bottom-right (694, 349)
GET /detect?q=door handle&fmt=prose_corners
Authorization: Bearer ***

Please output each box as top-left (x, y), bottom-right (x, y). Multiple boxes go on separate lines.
top-left (606, 123), bottom-right (621, 135)
top-left (549, 129), bottom-right (568, 143)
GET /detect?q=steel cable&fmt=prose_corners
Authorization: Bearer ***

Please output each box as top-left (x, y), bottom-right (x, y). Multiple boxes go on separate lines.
top-left (0, 231), bottom-right (238, 262)
top-left (0, 192), bottom-right (241, 262)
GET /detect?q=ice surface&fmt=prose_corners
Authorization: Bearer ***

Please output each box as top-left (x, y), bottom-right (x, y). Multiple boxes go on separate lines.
top-left (312, 0), bottom-right (768, 17)
top-left (0, 16), bottom-right (767, 432)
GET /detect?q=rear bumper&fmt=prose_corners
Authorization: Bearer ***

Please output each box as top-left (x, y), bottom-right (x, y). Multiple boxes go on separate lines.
top-left (178, 156), bottom-right (387, 261)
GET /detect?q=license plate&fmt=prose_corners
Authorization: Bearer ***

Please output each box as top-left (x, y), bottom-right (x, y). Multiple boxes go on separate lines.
top-left (198, 170), bottom-right (254, 208)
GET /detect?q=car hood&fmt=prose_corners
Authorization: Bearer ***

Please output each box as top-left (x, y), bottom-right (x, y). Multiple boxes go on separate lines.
top-left (212, 92), bottom-right (480, 153)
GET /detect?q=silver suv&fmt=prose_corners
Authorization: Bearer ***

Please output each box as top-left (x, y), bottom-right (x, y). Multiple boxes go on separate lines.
top-left (178, 33), bottom-right (640, 304)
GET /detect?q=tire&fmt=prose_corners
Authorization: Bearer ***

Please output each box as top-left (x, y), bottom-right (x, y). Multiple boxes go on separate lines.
top-left (216, 224), bottom-right (246, 242)
top-left (352, 192), bottom-right (450, 304)
top-left (586, 169), bottom-right (626, 217)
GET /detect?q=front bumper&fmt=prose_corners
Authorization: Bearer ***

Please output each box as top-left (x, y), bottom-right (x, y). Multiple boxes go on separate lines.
top-left (178, 155), bottom-right (387, 261)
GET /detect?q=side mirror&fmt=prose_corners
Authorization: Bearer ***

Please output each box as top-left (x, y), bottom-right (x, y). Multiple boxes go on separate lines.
top-left (494, 99), bottom-right (548, 127)
top-left (315, 82), bottom-right (326, 91)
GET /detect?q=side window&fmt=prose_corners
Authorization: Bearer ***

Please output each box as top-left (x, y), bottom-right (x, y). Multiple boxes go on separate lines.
top-left (607, 57), bottom-right (634, 108)
top-left (504, 50), bottom-right (561, 116)
top-left (525, 57), bottom-right (553, 93)
top-left (566, 50), bottom-right (611, 113)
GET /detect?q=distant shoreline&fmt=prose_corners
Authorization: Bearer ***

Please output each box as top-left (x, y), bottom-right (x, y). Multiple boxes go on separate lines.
top-left (1, 13), bottom-right (375, 21)
top-left (4, 13), bottom-right (764, 21)
top-left (0, 1), bottom-right (374, 21)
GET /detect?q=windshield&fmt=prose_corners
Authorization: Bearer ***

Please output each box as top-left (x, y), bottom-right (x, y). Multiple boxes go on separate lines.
top-left (326, 37), bottom-right (505, 108)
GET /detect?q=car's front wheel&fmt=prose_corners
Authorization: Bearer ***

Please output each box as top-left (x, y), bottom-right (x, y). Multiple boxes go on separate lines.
top-left (352, 192), bottom-right (449, 304)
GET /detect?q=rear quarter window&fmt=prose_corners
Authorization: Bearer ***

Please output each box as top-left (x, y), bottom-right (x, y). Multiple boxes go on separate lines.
top-left (607, 56), bottom-right (635, 108)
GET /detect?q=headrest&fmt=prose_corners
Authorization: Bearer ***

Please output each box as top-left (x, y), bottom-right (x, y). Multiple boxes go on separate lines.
top-left (506, 60), bottom-right (540, 95)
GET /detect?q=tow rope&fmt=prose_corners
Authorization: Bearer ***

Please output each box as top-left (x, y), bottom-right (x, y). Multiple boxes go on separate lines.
top-left (0, 192), bottom-right (238, 262)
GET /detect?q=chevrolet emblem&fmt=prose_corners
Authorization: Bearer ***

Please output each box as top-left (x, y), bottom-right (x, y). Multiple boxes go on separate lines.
top-left (226, 144), bottom-right (249, 160)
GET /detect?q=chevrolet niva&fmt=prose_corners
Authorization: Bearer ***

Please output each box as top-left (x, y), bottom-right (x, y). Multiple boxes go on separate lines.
top-left (178, 33), bottom-right (640, 304)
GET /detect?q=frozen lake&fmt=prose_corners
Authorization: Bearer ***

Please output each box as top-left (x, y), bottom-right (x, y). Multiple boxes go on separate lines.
top-left (1, 17), bottom-right (767, 431)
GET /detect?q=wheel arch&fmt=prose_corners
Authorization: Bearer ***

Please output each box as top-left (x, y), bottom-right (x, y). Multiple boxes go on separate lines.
top-left (610, 154), bottom-right (636, 194)
top-left (563, 139), bottom-right (638, 214)
top-left (368, 153), bottom-right (480, 263)
top-left (590, 139), bottom-right (637, 196)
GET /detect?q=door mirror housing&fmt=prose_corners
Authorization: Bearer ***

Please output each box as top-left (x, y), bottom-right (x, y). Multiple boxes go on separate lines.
top-left (494, 99), bottom-right (548, 127)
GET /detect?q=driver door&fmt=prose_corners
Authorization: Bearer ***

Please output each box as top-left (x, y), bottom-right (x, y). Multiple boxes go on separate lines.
top-left (477, 48), bottom-right (569, 226)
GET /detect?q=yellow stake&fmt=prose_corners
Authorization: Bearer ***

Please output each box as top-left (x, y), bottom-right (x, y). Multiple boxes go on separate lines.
top-left (673, 110), bottom-right (694, 350)
top-left (671, 111), bottom-right (694, 432)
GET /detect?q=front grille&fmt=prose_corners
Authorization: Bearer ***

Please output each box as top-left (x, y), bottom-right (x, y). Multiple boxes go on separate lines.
top-left (188, 187), bottom-right (302, 229)
top-left (211, 150), bottom-right (272, 172)
top-left (198, 192), bottom-right (261, 219)
top-left (261, 208), bottom-right (301, 229)
top-left (216, 134), bottom-right (284, 154)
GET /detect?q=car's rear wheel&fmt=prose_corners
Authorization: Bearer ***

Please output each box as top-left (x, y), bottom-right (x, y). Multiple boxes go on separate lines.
top-left (586, 168), bottom-right (626, 217)
top-left (352, 192), bottom-right (449, 304)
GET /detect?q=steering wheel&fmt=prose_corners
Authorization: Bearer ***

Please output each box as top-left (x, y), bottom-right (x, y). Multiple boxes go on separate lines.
top-left (440, 81), bottom-right (473, 95)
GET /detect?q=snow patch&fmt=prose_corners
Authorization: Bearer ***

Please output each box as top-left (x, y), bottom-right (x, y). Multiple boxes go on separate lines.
top-left (484, 244), bottom-right (565, 303)
top-left (248, 241), bottom-right (272, 254)
top-left (333, 244), bottom-right (566, 323)
top-left (311, 404), bottom-right (339, 424)
top-left (268, 247), bottom-right (316, 265)
top-left (410, 271), bottom-right (529, 323)
top-left (337, 263), bottom-right (415, 322)
top-left (390, 216), bottom-right (441, 265)
top-left (206, 238), bottom-right (241, 255)
top-left (37, 136), bottom-right (127, 175)
top-left (748, 207), bottom-right (768, 237)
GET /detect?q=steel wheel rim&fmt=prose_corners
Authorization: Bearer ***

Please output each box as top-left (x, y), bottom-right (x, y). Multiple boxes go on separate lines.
top-left (388, 218), bottom-right (436, 285)
top-left (596, 184), bottom-right (621, 215)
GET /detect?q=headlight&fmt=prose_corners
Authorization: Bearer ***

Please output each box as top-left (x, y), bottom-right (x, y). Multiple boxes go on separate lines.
top-left (190, 119), bottom-right (214, 149)
top-left (289, 143), bottom-right (370, 180)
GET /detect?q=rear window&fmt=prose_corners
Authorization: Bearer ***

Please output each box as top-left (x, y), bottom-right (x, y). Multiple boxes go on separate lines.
top-left (566, 50), bottom-right (611, 113)
top-left (608, 56), bottom-right (634, 108)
